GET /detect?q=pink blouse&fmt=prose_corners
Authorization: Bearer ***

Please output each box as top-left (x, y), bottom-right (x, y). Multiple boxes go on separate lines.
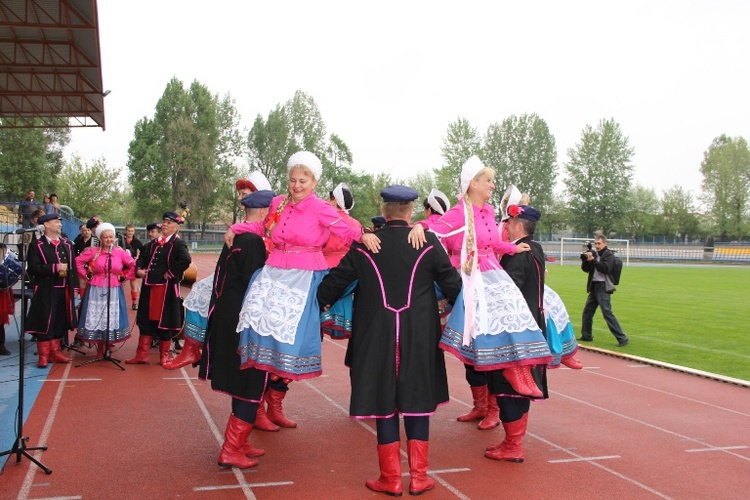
top-left (77, 246), bottom-right (136, 287)
top-left (323, 209), bottom-right (362, 268)
top-left (230, 194), bottom-right (363, 271)
top-left (421, 201), bottom-right (516, 271)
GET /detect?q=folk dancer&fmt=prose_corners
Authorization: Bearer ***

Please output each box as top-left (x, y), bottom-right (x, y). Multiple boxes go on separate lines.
top-left (126, 212), bottom-right (191, 365)
top-left (318, 185), bottom-right (462, 496)
top-left (24, 213), bottom-right (80, 367)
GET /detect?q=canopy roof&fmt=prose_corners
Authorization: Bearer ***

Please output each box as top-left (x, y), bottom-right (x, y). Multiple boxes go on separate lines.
top-left (0, 0), bottom-right (105, 129)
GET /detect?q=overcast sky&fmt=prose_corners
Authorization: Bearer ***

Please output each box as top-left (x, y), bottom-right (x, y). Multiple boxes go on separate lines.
top-left (67, 0), bottom-right (750, 199)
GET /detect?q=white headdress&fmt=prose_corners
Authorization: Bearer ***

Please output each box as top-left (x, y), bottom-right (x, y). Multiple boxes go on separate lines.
top-left (248, 170), bottom-right (272, 192)
top-left (500, 185), bottom-right (523, 221)
top-left (287, 151), bottom-right (323, 181)
top-left (460, 155), bottom-right (485, 194)
top-left (95, 222), bottom-right (115, 240)
top-left (426, 188), bottom-right (450, 215)
top-left (332, 182), bottom-right (354, 211)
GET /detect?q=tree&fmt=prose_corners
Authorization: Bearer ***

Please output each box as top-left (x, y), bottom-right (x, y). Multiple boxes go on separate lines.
top-left (0, 123), bottom-right (70, 199)
top-left (127, 77), bottom-right (243, 226)
top-left (564, 118), bottom-right (635, 235)
top-left (404, 169), bottom-right (441, 222)
top-left (658, 186), bottom-right (701, 241)
top-left (537, 191), bottom-right (570, 240)
top-left (56, 155), bottom-right (123, 219)
top-left (247, 105), bottom-right (293, 191)
top-left (211, 93), bottom-right (248, 225)
top-left (621, 184), bottom-right (660, 241)
top-left (483, 113), bottom-right (558, 214)
top-left (435, 117), bottom-right (482, 197)
top-left (247, 90), bottom-right (352, 197)
top-left (700, 135), bottom-right (750, 240)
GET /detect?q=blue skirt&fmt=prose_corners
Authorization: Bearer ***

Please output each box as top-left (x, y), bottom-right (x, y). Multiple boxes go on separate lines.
top-left (184, 309), bottom-right (207, 343)
top-left (320, 280), bottom-right (357, 339)
top-left (546, 319), bottom-right (577, 367)
top-left (238, 270), bottom-right (326, 380)
top-left (440, 269), bottom-right (553, 371)
top-left (543, 285), bottom-right (578, 366)
top-left (76, 285), bottom-right (131, 343)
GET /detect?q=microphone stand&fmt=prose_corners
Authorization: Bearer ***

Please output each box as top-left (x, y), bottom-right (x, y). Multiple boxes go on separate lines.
top-left (0, 232), bottom-right (52, 474)
top-left (76, 246), bottom-right (124, 370)
top-left (58, 236), bottom-right (85, 356)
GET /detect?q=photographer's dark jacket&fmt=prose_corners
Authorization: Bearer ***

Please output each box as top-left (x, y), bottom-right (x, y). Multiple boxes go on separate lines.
top-left (581, 246), bottom-right (617, 293)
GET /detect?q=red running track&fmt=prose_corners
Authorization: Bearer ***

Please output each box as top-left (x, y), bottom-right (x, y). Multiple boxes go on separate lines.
top-left (1, 253), bottom-right (748, 499)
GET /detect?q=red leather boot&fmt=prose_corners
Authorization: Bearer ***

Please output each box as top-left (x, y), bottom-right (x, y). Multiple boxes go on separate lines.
top-left (162, 337), bottom-right (202, 369)
top-left (478, 393), bottom-right (500, 430)
top-left (125, 335), bottom-right (152, 364)
top-left (485, 413), bottom-right (528, 462)
top-left (503, 366), bottom-right (542, 398)
top-left (561, 355), bottom-right (583, 369)
top-left (407, 440), bottom-right (434, 495)
top-left (48, 339), bottom-right (72, 363)
top-left (456, 385), bottom-right (488, 422)
top-left (37, 340), bottom-right (50, 368)
top-left (218, 414), bottom-right (259, 468)
top-left (253, 399), bottom-right (280, 432)
top-left (365, 441), bottom-right (403, 496)
top-left (158, 340), bottom-right (172, 366)
top-left (265, 388), bottom-right (297, 428)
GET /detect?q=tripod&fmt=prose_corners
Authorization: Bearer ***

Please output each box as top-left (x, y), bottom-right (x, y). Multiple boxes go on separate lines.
top-left (0, 232), bottom-right (52, 474)
top-left (76, 247), bottom-right (124, 370)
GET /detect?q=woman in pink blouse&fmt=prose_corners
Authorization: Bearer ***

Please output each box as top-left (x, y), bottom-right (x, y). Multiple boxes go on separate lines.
top-left (76, 223), bottom-right (136, 358)
top-left (225, 151), bottom-right (380, 427)
top-left (408, 156), bottom-right (553, 400)
top-left (225, 151), bottom-right (378, 426)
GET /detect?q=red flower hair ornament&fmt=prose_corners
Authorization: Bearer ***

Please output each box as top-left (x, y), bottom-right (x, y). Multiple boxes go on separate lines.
top-left (507, 204), bottom-right (524, 218)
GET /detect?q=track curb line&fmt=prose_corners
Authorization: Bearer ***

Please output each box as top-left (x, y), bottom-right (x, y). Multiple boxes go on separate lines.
top-left (578, 345), bottom-right (750, 388)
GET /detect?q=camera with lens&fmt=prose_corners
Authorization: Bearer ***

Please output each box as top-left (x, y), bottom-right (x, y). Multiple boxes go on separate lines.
top-left (580, 241), bottom-right (596, 261)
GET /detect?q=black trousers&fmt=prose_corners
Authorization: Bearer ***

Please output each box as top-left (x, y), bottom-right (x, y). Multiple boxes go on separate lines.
top-left (581, 282), bottom-right (627, 343)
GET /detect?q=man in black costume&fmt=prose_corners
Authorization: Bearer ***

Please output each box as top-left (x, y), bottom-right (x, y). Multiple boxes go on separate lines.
top-left (318, 185), bottom-right (462, 496)
top-left (486, 204), bottom-right (548, 463)
top-left (197, 191), bottom-right (269, 469)
top-left (126, 212), bottom-right (191, 365)
top-left (25, 213), bottom-right (79, 367)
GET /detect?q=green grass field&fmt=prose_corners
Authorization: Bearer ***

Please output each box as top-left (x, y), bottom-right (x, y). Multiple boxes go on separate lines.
top-left (545, 264), bottom-right (750, 381)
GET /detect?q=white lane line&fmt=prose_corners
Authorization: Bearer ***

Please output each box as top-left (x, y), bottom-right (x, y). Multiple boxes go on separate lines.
top-left (17, 362), bottom-right (73, 500)
top-left (531, 433), bottom-right (672, 499)
top-left (426, 468), bottom-right (471, 474)
top-left (163, 376), bottom-right (198, 380)
top-left (686, 446), bottom-right (749, 453)
top-left (177, 366), bottom-right (258, 500)
top-left (31, 496), bottom-right (82, 499)
top-left (32, 496), bottom-right (83, 499)
top-left (551, 391), bottom-right (750, 462)
top-left (304, 366), bottom-right (471, 500)
top-left (548, 455), bottom-right (621, 463)
top-left (194, 481), bottom-right (294, 492)
top-left (37, 378), bottom-right (101, 382)
top-left (562, 370), bottom-right (750, 418)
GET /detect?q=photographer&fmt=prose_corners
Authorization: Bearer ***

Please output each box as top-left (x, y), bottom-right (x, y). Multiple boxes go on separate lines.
top-left (579, 235), bottom-right (629, 347)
